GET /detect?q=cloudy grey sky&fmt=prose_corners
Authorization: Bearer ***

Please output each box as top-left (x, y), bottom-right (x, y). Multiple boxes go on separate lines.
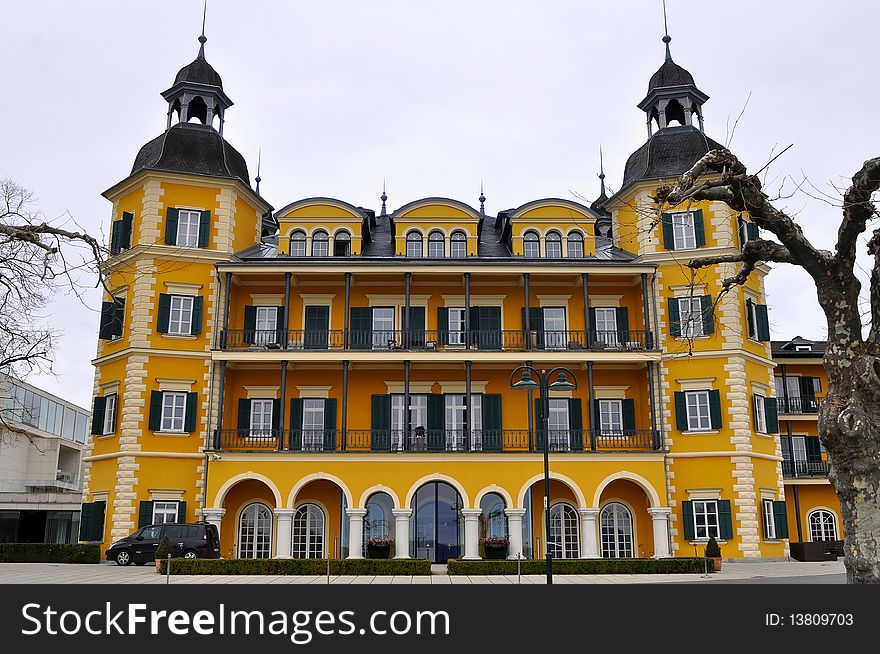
top-left (1, 0), bottom-right (877, 408)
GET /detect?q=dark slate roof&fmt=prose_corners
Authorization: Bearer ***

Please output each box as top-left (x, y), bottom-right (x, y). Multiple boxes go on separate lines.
top-left (360, 212), bottom-right (395, 257)
top-left (478, 215), bottom-right (511, 258)
top-left (771, 336), bottom-right (827, 358)
top-left (131, 123), bottom-right (249, 184)
top-left (621, 126), bottom-right (725, 190)
top-left (174, 55), bottom-right (223, 88)
top-left (648, 59), bottom-right (694, 92)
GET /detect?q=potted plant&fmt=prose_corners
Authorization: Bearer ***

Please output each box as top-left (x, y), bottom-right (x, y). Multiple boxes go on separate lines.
top-left (481, 536), bottom-right (509, 560)
top-left (705, 536), bottom-right (722, 571)
top-left (367, 537), bottom-right (394, 559)
top-left (155, 537), bottom-right (172, 573)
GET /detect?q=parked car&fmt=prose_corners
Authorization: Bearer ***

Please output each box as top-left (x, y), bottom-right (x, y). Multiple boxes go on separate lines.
top-left (106, 522), bottom-right (220, 566)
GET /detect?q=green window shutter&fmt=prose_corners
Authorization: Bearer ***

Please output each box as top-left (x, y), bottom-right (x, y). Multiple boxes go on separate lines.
top-left (765, 397), bottom-right (779, 433)
top-left (148, 390), bottom-right (163, 431)
top-left (693, 209), bottom-right (706, 247)
top-left (709, 389), bottom-right (723, 429)
top-left (156, 294), bottom-right (171, 334)
top-left (805, 436), bottom-right (822, 463)
top-left (350, 307), bottom-right (372, 350)
top-left (409, 306), bottom-right (426, 347)
top-left (79, 503), bottom-right (94, 541)
top-left (138, 500), bottom-right (154, 528)
top-left (90, 396), bottom-right (107, 435)
top-left (667, 297), bottom-right (681, 337)
top-left (773, 501), bottom-right (789, 539)
top-left (164, 208), bottom-right (179, 245)
top-left (615, 307), bottom-right (630, 343)
top-left (177, 501), bottom-right (188, 523)
top-left (370, 394), bottom-right (391, 451)
top-left (737, 216), bottom-right (746, 247)
top-left (526, 307), bottom-right (544, 349)
top-left (568, 398), bottom-right (584, 451)
top-left (661, 214), bottom-right (675, 250)
top-left (304, 305), bottom-right (329, 349)
top-left (755, 304), bottom-right (771, 341)
top-left (592, 399), bottom-right (601, 432)
top-left (745, 299), bottom-right (756, 339)
top-left (481, 394), bottom-right (502, 451)
top-left (534, 398), bottom-right (545, 449)
top-left (682, 501), bottom-right (695, 540)
top-left (275, 305), bottom-right (286, 344)
top-left (98, 301), bottom-right (115, 339)
top-left (752, 394), bottom-right (761, 433)
top-left (184, 392), bottom-right (198, 433)
top-left (190, 296), bottom-right (203, 335)
top-left (748, 221), bottom-right (759, 241)
top-left (622, 398), bottom-right (636, 434)
top-left (718, 500), bottom-right (733, 540)
top-left (323, 398), bottom-right (337, 450)
top-left (93, 500), bottom-right (106, 541)
top-left (121, 211), bottom-right (133, 250)
top-left (588, 307), bottom-right (597, 334)
top-left (111, 298), bottom-right (125, 338)
top-left (701, 295), bottom-right (715, 334)
top-left (426, 393), bottom-right (445, 432)
top-left (110, 219), bottom-right (123, 255)
top-left (479, 306), bottom-right (502, 350)
top-left (243, 305), bottom-right (256, 344)
top-left (290, 398), bottom-right (304, 450)
top-left (437, 307), bottom-right (449, 345)
top-left (272, 399), bottom-right (281, 432)
top-left (674, 391), bottom-right (688, 431)
top-left (237, 398), bottom-right (251, 432)
top-left (198, 210), bottom-right (211, 248)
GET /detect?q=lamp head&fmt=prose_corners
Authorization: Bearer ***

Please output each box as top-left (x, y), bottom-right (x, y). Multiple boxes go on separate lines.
top-left (511, 368), bottom-right (540, 391)
top-left (548, 370), bottom-right (576, 391)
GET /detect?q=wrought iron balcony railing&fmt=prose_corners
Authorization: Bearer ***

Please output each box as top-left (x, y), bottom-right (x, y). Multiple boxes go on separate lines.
top-left (778, 396), bottom-right (822, 414)
top-left (781, 459), bottom-right (831, 478)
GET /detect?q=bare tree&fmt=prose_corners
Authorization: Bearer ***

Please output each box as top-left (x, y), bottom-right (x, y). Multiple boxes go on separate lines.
top-left (657, 150), bottom-right (880, 584)
top-left (0, 178), bottom-right (106, 446)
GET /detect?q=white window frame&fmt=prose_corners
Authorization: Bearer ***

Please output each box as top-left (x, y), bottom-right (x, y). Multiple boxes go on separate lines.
top-left (152, 501), bottom-right (179, 525)
top-left (598, 399), bottom-right (623, 434)
top-left (450, 232), bottom-right (467, 258)
top-left (427, 232), bottom-right (445, 258)
top-left (290, 231), bottom-right (307, 256)
top-left (692, 499), bottom-right (720, 540)
top-left (678, 297), bottom-right (704, 338)
top-left (548, 398), bottom-right (570, 451)
top-left (371, 306), bottom-right (395, 350)
top-left (808, 510), bottom-right (838, 542)
top-left (545, 232), bottom-right (562, 258)
top-left (671, 212), bottom-right (697, 250)
top-left (301, 398), bottom-right (326, 451)
top-left (746, 299), bottom-right (759, 340)
top-left (600, 502), bottom-right (634, 558)
top-left (444, 393), bottom-right (483, 451)
top-left (312, 232), bottom-right (329, 257)
top-left (754, 394), bottom-right (767, 434)
top-left (685, 390), bottom-right (712, 432)
top-left (168, 295), bottom-right (194, 336)
top-left (250, 399), bottom-right (274, 437)
top-left (763, 499), bottom-right (777, 540)
top-left (543, 306), bottom-right (567, 350)
top-left (292, 503), bottom-right (325, 559)
top-left (567, 232), bottom-right (584, 258)
top-left (238, 502), bottom-right (273, 559)
top-left (548, 502), bottom-right (580, 558)
top-left (160, 391), bottom-right (187, 433)
top-left (102, 393), bottom-right (117, 435)
top-left (391, 394), bottom-right (428, 450)
top-left (176, 209), bottom-right (200, 247)
top-left (448, 307), bottom-right (466, 346)
top-left (406, 233), bottom-right (423, 258)
top-left (594, 307), bottom-right (619, 347)
top-left (255, 306), bottom-right (278, 345)
top-left (523, 232), bottom-right (540, 258)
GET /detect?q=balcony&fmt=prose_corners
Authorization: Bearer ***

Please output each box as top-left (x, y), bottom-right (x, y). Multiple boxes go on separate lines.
top-left (212, 428), bottom-right (661, 453)
top-left (778, 396), bottom-right (821, 415)
top-left (782, 459), bottom-right (830, 478)
top-left (218, 328), bottom-right (655, 354)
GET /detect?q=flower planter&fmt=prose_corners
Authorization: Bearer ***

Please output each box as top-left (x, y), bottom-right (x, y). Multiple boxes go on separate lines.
top-left (710, 556), bottom-right (722, 572)
top-left (484, 544), bottom-right (509, 560)
top-left (367, 544), bottom-right (391, 559)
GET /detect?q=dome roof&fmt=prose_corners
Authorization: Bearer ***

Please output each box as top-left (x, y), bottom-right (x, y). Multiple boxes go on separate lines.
top-left (648, 58), bottom-right (694, 92)
top-left (131, 123), bottom-right (248, 183)
top-left (173, 55), bottom-right (223, 88)
top-left (621, 126), bottom-right (724, 190)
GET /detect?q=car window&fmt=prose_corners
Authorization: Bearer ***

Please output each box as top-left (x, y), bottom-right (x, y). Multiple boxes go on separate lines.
top-left (142, 526), bottom-right (163, 539)
top-left (186, 525), bottom-right (201, 539)
top-left (164, 525), bottom-right (187, 539)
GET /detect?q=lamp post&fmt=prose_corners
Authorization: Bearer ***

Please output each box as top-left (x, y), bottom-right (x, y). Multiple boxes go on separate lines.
top-left (509, 365), bottom-right (577, 585)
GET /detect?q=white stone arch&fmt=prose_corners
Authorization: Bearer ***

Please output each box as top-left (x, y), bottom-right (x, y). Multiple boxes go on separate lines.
top-left (515, 472), bottom-right (587, 510)
top-left (330, 225), bottom-right (354, 238)
top-left (474, 484), bottom-right (514, 509)
top-left (286, 226), bottom-right (308, 239)
top-left (213, 471), bottom-right (283, 509)
top-left (403, 473), bottom-right (470, 509)
top-left (287, 472), bottom-right (354, 509)
top-left (357, 484), bottom-right (402, 510)
top-left (592, 471), bottom-right (662, 509)
top-left (402, 226), bottom-right (425, 237)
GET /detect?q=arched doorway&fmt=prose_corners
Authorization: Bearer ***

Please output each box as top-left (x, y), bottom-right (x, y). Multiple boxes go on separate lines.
top-left (364, 492), bottom-right (395, 558)
top-left (411, 482), bottom-right (463, 562)
top-left (549, 503), bottom-right (580, 558)
top-left (237, 502), bottom-right (272, 559)
top-left (292, 503), bottom-right (325, 558)
top-left (600, 502), bottom-right (634, 558)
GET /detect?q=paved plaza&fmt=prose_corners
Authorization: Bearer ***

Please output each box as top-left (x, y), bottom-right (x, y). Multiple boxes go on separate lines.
top-left (0, 559), bottom-right (845, 584)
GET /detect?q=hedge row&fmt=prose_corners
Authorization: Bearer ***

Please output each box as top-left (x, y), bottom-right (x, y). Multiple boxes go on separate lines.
top-left (159, 557), bottom-right (433, 576)
top-left (0, 543), bottom-right (101, 564)
top-left (447, 557), bottom-right (710, 575)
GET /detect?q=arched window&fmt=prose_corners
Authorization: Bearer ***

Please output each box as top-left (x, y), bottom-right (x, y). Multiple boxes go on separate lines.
top-left (545, 231), bottom-right (562, 258)
top-left (567, 231), bottom-right (584, 258)
top-left (549, 503), bottom-right (579, 558)
top-left (600, 502), bottom-right (634, 558)
top-left (237, 503), bottom-right (272, 559)
top-left (406, 231), bottom-right (423, 258)
top-left (428, 231), bottom-right (445, 258)
top-left (312, 231), bottom-right (329, 257)
top-left (290, 230), bottom-right (307, 257)
top-left (479, 493), bottom-right (508, 540)
top-left (333, 231), bottom-right (351, 257)
top-left (523, 231), bottom-right (540, 258)
top-left (293, 503), bottom-right (325, 558)
top-left (411, 481), bottom-right (463, 562)
top-left (450, 231), bottom-right (467, 258)
top-left (364, 492), bottom-right (395, 557)
top-left (808, 510), bottom-right (838, 542)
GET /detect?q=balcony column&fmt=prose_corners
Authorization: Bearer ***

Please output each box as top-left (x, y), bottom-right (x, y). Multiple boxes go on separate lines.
top-left (344, 272), bottom-right (351, 349)
top-left (647, 361), bottom-right (658, 449)
top-left (345, 508), bottom-right (367, 559)
top-left (461, 509), bottom-right (483, 559)
top-left (283, 271), bottom-right (292, 349)
top-left (403, 360), bottom-right (411, 448)
top-left (278, 361), bottom-right (288, 451)
top-left (786, 419), bottom-right (796, 478)
top-left (341, 360), bottom-right (349, 451)
top-left (523, 273), bottom-right (531, 350)
top-left (465, 360), bottom-right (472, 451)
top-left (213, 360), bottom-right (227, 449)
top-left (274, 508), bottom-right (296, 558)
top-left (505, 508), bottom-right (526, 559)
top-left (526, 359), bottom-right (534, 451)
top-left (464, 272), bottom-right (471, 349)
top-left (201, 508), bottom-right (225, 539)
top-left (404, 272), bottom-right (411, 349)
top-left (641, 272), bottom-right (652, 349)
top-left (792, 485), bottom-right (803, 542)
top-left (392, 509), bottom-right (413, 558)
top-left (578, 508), bottom-right (600, 558)
top-left (581, 272), bottom-right (590, 347)
top-left (587, 361), bottom-right (596, 450)
top-left (221, 271), bottom-right (232, 348)
top-left (780, 363), bottom-right (789, 413)
top-left (647, 507), bottom-right (671, 558)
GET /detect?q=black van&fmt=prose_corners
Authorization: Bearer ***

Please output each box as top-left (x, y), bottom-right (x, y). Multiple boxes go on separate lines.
top-left (106, 522), bottom-right (220, 565)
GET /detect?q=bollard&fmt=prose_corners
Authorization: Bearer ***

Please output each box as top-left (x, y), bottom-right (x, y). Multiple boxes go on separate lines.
top-left (166, 554), bottom-right (171, 585)
top-left (327, 556), bottom-right (331, 584)
top-left (517, 552), bottom-right (521, 585)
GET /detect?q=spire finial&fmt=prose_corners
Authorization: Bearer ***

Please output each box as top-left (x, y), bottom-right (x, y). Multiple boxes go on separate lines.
top-left (198, 0), bottom-right (208, 58)
top-left (479, 181), bottom-right (486, 214)
top-left (255, 148), bottom-right (262, 195)
top-left (380, 179), bottom-right (388, 216)
top-left (662, 0), bottom-right (672, 61)
top-left (598, 145), bottom-right (606, 197)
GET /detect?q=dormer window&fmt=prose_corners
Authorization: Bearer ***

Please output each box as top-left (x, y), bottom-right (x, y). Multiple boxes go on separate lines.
top-left (334, 231), bottom-right (351, 257)
top-left (312, 231), bottom-right (329, 257)
top-left (567, 231), bottom-right (584, 258)
top-left (545, 231), bottom-right (562, 258)
top-left (795, 345), bottom-right (811, 352)
top-left (450, 231), bottom-right (467, 258)
top-left (406, 231), bottom-right (423, 258)
top-left (523, 231), bottom-right (540, 258)
top-left (290, 230), bottom-right (307, 257)
top-left (428, 231), bottom-right (445, 258)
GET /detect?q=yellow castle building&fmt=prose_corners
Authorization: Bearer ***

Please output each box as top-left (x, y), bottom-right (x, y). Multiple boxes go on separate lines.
top-left (79, 27), bottom-right (842, 563)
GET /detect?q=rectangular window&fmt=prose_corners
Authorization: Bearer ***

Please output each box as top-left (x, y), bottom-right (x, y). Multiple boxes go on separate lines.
top-left (763, 499), bottom-right (777, 540)
top-left (168, 296), bottom-right (194, 335)
top-left (161, 392), bottom-right (187, 432)
top-left (685, 391), bottom-right (711, 431)
top-left (693, 499), bottom-right (720, 540)
top-left (444, 394), bottom-right (483, 451)
top-left (754, 394), bottom-right (767, 433)
top-left (255, 306), bottom-right (278, 345)
top-left (391, 394), bottom-right (428, 450)
top-left (62, 406), bottom-right (75, 439)
top-left (543, 307), bottom-right (566, 350)
top-left (448, 307), bottom-right (466, 346)
top-left (599, 399), bottom-right (623, 433)
top-left (450, 236), bottom-right (467, 258)
top-left (102, 394), bottom-right (117, 435)
top-left (176, 210), bottom-right (201, 247)
top-left (428, 237), bottom-right (445, 258)
top-left (250, 399), bottom-right (273, 437)
top-left (371, 307), bottom-right (395, 349)
top-left (594, 307), bottom-right (618, 346)
top-left (746, 300), bottom-right (758, 339)
top-left (301, 399), bottom-right (325, 451)
top-left (672, 212), bottom-right (697, 250)
top-left (548, 398), bottom-right (570, 451)
top-left (791, 436), bottom-right (807, 463)
top-left (406, 236), bottom-right (423, 258)
top-left (678, 297), bottom-right (704, 338)
top-left (152, 501), bottom-right (179, 525)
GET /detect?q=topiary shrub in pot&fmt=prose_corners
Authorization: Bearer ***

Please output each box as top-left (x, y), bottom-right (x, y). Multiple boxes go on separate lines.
top-left (704, 536), bottom-right (722, 571)
top-left (480, 536), bottom-right (509, 560)
top-left (155, 537), bottom-right (172, 572)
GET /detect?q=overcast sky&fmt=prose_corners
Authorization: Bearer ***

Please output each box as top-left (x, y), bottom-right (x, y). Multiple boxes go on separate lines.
top-left (1, 0), bottom-right (877, 408)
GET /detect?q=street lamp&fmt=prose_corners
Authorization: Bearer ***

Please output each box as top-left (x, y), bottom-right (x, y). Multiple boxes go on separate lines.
top-left (509, 365), bottom-right (577, 585)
